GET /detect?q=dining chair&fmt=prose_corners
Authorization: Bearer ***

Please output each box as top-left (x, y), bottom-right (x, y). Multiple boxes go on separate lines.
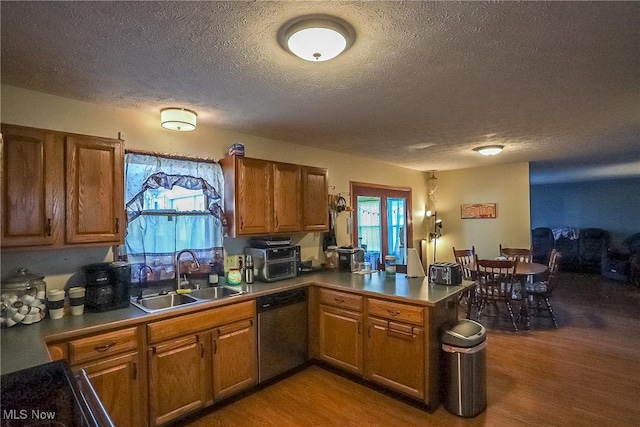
top-left (499, 245), bottom-right (533, 263)
top-left (452, 246), bottom-right (476, 279)
top-left (525, 249), bottom-right (560, 328)
top-left (474, 256), bottom-right (520, 332)
top-left (453, 246), bottom-right (477, 313)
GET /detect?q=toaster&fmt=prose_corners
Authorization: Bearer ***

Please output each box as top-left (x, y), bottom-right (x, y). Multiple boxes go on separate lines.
top-left (429, 262), bottom-right (462, 285)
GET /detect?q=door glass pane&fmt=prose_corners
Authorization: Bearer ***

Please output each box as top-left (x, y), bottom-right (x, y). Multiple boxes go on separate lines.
top-left (387, 197), bottom-right (406, 264)
top-left (357, 196), bottom-right (381, 267)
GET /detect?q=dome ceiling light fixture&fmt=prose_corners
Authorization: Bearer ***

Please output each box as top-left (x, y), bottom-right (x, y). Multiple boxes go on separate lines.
top-left (278, 15), bottom-right (355, 62)
top-left (160, 107), bottom-right (197, 131)
top-left (473, 145), bottom-right (504, 156)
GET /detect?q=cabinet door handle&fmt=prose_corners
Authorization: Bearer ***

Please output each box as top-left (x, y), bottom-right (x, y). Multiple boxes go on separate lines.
top-left (387, 326), bottom-right (416, 339)
top-left (212, 339), bottom-right (217, 355)
top-left (115, 218), bottom-right (120, 233)
top-left (132, 362), bottom-right (137, 380)
top-left (200, 341), bottom-right (206, 358)
top-left (240, 217), bottom-right (244, 229)
top-left (334, 298), bottom-right (344, 304)
top-left (275, 216), bottom-right (279, 228)
top-left (387, 310), bottom-right (400, 317)
top-left (94, 341), bottom-right (117, 352)
top-left (357, 321), bottom-right (361, 335)
top-left (367, 324), bottom-right (371, 338)
top-left (46, 218), bottom-right (52, 236)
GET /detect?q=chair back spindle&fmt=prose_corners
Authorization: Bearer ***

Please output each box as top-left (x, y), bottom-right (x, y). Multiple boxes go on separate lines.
top-left (500, 245), bottom-right (533, 263)
top-left (453, 246), bottom-right (476, 280)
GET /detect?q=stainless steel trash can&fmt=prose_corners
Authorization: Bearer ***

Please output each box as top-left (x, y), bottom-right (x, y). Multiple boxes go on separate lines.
top-left (442, 319), bottom-right (487, 417)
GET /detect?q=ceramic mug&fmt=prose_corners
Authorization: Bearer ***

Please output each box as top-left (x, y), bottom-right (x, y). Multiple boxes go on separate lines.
top-left (47, 290), bottom-right (65, 320)
top-left (68, 287), bottom-right (86, 316)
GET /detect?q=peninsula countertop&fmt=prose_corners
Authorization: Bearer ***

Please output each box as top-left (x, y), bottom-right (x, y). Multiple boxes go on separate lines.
top-left (1, 270), bottom-right (472, 375)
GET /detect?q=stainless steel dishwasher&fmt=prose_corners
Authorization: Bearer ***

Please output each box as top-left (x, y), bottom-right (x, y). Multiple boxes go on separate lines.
top-left (257, 288), bottom-right (308, 383)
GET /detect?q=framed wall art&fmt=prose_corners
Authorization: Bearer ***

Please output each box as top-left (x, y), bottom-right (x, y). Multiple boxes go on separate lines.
top-left (461, 203), bottom-right (497, 219)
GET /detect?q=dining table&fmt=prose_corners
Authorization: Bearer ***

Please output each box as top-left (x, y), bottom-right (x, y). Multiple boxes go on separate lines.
top-left (464, 260), bottom-right (549, 329)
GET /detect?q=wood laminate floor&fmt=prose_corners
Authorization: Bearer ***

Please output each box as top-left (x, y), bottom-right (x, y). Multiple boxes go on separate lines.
top-left (179, 272), bottom-right (640, 427)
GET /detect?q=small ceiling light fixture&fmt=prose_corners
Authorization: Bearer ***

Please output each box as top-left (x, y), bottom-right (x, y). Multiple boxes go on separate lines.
top-left (473, 145), bottom-right (504, 156)
top-left (278, 15), bottom-right (355, 62)
top-left (160, 108), bottom-right (197, 132)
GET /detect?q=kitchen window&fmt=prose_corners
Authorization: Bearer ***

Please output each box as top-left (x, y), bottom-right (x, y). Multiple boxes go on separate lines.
top-left (351, 182), bottom-right (412, 273)
top-left (121, 152), bottom-right (225, 283)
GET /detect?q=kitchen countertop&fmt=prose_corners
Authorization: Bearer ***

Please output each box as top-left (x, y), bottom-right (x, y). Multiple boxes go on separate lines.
top-left (1, 271), bottom-right (472, 375)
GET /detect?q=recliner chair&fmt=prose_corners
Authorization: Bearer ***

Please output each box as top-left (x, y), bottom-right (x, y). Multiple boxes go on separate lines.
top-left (531, 227), bottom-right (554, 264)
top-left (579, 228), bottom-right (609, 274)
top-left (603, 233), bottom-right (640, 284)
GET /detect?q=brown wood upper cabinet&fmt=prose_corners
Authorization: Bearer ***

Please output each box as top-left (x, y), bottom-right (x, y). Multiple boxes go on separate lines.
top-left (221, 156), bottom-right (328, 236)
top-left (1, 124), bottom-right (124, 248)
top-left (65, 135), bottom-right (124, 244)
top-left (302, 166), bottom-right (329, 232)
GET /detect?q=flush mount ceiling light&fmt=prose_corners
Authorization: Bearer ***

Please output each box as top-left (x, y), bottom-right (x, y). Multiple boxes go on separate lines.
top-left (473, 145), bottom-right (504, 156)
top-left (160, 108), bottom-right (197, 132)
top-left (278, 15), bottom-right (355, 62)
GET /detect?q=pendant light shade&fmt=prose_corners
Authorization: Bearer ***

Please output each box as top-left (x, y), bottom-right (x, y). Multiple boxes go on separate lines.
top-left (279, 15), bottom-right (354, 62)
top-left (160, 108), bottom-right (197, 131)
top-left (473, 145), bottom-right (504, 156)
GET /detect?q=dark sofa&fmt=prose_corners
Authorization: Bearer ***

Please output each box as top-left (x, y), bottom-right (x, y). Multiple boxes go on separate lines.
top-left (603, 233), bottom-right (640, 284)
top-left (533, 227), bottom-right (611, 274)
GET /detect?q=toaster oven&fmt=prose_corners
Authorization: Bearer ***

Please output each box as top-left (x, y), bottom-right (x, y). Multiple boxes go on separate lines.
top-left (245, 246), bottom-right (297, 282)
top-left (429, 262), bottom-right (462, 285)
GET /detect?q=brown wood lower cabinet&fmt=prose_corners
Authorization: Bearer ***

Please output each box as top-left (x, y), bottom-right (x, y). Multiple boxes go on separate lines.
top-left (364, 298), bottom-right (426, 400)
top-left (212, 319), bottom-right (258, 401)
top-left (314, 289), bottom-right (435, 404)
top-left (79, 352), bottom-right (143, 427)
top-left (365, 317), bottom-right (425, 399)
top-left (148, 334), bottom-right (207, 427)
top-left (318, 305), bottom-right (363, 375)
top-left (146, 300), bottom-right (257, 426)
top-left (316, 288), bottom-right (364, 375)
top-left (48, 326), bottom-right (146, 427)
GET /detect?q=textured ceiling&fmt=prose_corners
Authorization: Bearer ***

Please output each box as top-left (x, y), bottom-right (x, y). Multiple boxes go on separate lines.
top-left (1, 1), bottom-right (639, 182)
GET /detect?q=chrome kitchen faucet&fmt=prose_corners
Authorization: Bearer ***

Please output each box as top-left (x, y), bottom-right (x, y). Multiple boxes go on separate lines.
top-left (175, 249), bottom-right (200, 290)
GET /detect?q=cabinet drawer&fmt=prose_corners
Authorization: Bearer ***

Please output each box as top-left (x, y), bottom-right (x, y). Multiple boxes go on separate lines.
top-left (367, 298), bottom-right (424, 325)
top-left (68, 327), bottom-right (138, 365)
top-left (148, 300), bottom-right (255, 344)
top-left (319, 288), bottom-right (363, 312)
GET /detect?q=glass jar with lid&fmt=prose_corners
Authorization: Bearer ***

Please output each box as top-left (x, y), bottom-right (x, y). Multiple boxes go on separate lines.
top-left (1, 268), bottom-right (47, 327)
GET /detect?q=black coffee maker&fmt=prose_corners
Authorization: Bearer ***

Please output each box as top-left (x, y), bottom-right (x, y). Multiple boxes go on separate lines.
top-left (82, 262), bottom-right (131, 312)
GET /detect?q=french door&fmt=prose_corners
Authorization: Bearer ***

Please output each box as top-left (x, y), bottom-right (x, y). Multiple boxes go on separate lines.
top-left (350, 182), bottom-right (412, 273)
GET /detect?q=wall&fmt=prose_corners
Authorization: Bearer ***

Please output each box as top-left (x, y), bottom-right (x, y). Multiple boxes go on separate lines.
top-left (429, 163), bottom-right (531, 262)
top-left (530, 178), bottom-right (640, 247)
top-left (1, 85), bottom-right (429, 290)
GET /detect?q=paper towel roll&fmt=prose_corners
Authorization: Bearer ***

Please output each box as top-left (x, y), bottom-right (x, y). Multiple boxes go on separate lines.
top-left (406, 248), bottom-right (426, 278)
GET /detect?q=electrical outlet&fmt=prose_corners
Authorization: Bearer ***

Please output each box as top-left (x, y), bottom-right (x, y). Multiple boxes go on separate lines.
top-left (224, 254), bottom-right (246, 271)
top-left (224, 255), bottom-right (238, 271)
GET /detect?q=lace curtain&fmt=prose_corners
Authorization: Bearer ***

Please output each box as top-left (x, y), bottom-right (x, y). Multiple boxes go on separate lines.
top-left (124, 153), bottom-right (225, 283)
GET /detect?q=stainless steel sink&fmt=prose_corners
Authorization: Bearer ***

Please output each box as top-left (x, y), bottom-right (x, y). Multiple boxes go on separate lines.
top-left (131, 292), bottom-right (198, 313)
top-left (189, 286), bottom-right (244, 300)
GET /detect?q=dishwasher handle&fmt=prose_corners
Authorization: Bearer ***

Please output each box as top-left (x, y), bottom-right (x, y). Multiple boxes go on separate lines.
top-left (257, 289), bottom-right (307, 313)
